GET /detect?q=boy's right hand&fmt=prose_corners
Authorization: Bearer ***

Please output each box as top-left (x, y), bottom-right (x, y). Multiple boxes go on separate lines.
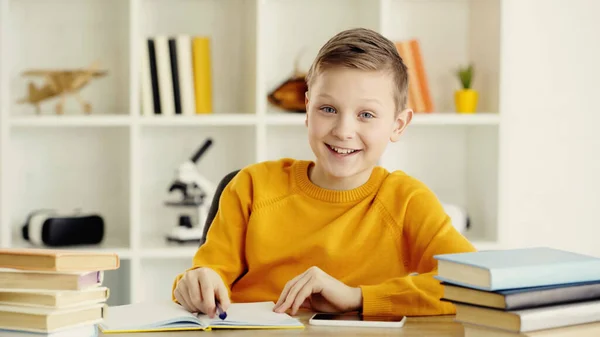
top-left (174, 267), bottom-right (230, 318)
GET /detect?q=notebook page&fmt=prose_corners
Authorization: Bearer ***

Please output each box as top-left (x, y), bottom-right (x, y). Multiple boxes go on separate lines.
top-left (100, 301), bottom-right (203, 331)
top-left (200, 302), bottom-right (303, 327)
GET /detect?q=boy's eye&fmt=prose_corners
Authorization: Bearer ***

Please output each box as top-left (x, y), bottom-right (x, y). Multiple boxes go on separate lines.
top-left (320, 106), bottom-right (336, 113)
top-left (360, 112), bottom-right (374, 119)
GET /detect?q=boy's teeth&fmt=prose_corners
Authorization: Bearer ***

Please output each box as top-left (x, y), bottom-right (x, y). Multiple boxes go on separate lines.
top-left (330, 145), bottom-right (356, 154)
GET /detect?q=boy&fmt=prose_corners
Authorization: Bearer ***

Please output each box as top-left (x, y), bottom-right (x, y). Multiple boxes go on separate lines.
top-left (172, 28), bottom-right (476, 318)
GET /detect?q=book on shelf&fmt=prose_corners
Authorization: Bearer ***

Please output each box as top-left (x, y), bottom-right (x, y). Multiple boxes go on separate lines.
top-left (394, 39), bottom-right (433, 113)
top-left (141, 34), bottom-right (212, 117)
top-left (435, 247), bottom-right (600, 335)
top-left (99, 301), bottom-right (304, 333)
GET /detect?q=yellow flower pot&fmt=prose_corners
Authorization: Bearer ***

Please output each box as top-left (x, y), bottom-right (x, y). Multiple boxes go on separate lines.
top-left (455, 89), bottom-right (478, 114)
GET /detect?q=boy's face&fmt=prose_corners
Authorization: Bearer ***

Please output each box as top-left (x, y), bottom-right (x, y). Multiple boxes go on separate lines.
top-left (305, 67), bottom-right (412, 187)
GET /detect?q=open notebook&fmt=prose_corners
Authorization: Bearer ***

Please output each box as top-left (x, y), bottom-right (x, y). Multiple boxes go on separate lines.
top-left (99, 301), bottom-right (304, 333)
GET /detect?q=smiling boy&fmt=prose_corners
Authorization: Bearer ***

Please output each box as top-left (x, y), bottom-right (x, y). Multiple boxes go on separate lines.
top-left (172, 28), bottom-right (476, 318)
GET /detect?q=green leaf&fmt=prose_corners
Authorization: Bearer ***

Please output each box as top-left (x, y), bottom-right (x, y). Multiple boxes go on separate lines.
top-left (457, 64), bottom-right (474, 89)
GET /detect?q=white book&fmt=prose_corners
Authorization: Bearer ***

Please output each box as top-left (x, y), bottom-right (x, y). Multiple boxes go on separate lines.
top-left (99, 301), bottom-right (303, 333)
top-left (153, 35), bottom-right (175, 116)
top-left (176, 35), bottom-right (196, 116)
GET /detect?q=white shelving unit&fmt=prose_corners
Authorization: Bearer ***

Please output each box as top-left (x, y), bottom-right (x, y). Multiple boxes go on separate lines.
top-left (0, 0), bottom-right (502, 305)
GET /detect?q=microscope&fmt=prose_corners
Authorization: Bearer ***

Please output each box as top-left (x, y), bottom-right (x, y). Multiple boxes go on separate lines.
top-left (165, 138), bottom-right (216, 243)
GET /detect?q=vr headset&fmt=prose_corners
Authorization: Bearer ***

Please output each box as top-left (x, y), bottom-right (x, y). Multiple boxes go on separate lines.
top-left (22, 210), bottom-right (104, 247)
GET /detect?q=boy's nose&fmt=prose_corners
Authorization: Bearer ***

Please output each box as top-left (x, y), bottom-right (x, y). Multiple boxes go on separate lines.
top-left (331, 117), bottom-right (356, 140)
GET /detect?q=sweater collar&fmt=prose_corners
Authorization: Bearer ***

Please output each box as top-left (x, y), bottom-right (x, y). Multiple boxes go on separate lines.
top-left (293, 160), bottom-right (388, 203)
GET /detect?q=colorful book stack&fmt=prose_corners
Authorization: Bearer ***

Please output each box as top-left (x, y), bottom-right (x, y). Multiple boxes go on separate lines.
top-left (0, 248), bottom-right (119, 337)
top-left (434, 247), bottom-right (600, 336)
top-left (140, 35), bottom-right (212, 116)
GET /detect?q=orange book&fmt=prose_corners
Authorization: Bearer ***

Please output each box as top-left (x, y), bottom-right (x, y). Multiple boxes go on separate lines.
top-left (0, 248), bottom-right (119, 272)
top-left (395, 39), bottom-right (434, 113)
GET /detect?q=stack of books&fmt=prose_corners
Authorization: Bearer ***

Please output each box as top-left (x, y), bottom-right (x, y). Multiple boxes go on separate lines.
top-left (141, 35), bottom-right (212, 117)
top-left (0, 248), bottom-right (119, 336)
top-left (434, 247), bottom-right (600, 336)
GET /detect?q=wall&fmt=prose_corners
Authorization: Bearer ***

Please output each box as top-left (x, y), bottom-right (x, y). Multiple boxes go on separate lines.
top-left (500, 0), bottom-right (600, 255)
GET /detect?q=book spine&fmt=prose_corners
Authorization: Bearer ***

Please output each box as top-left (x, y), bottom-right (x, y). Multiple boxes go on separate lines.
top-left (155, 35), bottom-right (175, 116)
top-left (168, 37), bottom-right (182, 115)
top-left (78, 271), bottom-right (103, 289)
top-left (519, 299), bottom-right (600, 332)
top-left (140, 39), bottom-right (154, 116)
top-left (147, 38), bottom-right (161, 114)
top-left (176, 35), bottom-right (196, 116)
top-left (506, 281), bottom-right (600, 310)
top-left (192, 37), bottom-right (212, 114)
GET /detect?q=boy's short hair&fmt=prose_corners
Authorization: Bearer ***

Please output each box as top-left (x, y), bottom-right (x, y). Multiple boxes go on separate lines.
top-left (306, 28), bottom-right (409, 112)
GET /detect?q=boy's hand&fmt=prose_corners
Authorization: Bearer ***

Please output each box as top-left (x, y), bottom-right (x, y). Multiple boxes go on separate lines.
top-left (174, 267), bottom-right (230, 318)
top-left (273, 266), bottom-right (362, 315)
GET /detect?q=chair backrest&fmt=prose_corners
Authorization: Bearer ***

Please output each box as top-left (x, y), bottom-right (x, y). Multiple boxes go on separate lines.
top-left (199, 169), bottom-right (240, 246)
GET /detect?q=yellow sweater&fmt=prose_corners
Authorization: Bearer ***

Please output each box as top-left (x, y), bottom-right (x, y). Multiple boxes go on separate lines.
top-left (172, 159), bottom-right (476, 316)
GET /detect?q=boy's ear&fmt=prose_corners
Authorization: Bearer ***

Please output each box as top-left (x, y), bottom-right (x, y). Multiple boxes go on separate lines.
top-left (304, 91), bottom-right (309, 127)
top-left (390, 108), bottom-right (413, 142)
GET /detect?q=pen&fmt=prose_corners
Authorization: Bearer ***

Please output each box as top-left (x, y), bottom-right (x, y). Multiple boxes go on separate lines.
top-left (216, 300), bottom-right (227, 320)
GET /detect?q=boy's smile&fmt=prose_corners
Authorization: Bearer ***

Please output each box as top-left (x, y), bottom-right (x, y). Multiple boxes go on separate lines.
top-left (305, 67), bottom-right (412, 191)
top-left (325, 143), bottom-right (361, 156)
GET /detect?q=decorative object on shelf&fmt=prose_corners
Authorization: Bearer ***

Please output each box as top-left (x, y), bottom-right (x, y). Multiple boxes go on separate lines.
top-left (165, 138), bottom-right (216, 244)
top-left (16, 61), bottom-right (107, 115)
top-left (395, 39), bottom-right (434, 113)
top-left (21, 209), bottom-right (105, 247)
top-left (267, 52), bottom-right (308, 113)
top-left (442, 203), bottom-right (470, 234)
top-left (454, 64), bottom-right (478, 114)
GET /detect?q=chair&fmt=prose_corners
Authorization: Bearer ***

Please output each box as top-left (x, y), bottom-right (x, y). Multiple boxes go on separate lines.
top-left (199, 169), bottom-right (240, 246)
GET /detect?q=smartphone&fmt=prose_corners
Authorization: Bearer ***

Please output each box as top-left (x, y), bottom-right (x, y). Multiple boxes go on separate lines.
top-left (309, 313), bottom-right (406, 328)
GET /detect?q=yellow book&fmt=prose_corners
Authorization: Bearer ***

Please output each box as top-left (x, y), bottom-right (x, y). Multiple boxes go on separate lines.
top-left (99, 301), bottom-right (304, 333)
top-left (192, 36), bottom-right (212, 114)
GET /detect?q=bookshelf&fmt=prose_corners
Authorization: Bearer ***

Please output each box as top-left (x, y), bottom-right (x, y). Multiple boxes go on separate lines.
top-left (0, 0), bottom-right (502, 305)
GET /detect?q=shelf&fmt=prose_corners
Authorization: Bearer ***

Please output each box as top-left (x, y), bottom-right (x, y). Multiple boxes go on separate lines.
top-left (139, 113), bottom-right (257, 126)
top-left (10, 115), bottom-right (132, 127)
top-left (411, 113), bottom-right (500, 125)
top-left (11, 235), bottom-right (133, 259)
top-left (265, 112), bottom-right (500, 126)
top-left (140, 235), bottom-right (199, 258)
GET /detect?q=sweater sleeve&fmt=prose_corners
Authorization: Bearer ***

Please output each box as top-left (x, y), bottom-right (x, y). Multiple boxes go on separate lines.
top-left (171, 169), bottom-right (253, 302)
top-left (359, 188), bottom-right (476, 316)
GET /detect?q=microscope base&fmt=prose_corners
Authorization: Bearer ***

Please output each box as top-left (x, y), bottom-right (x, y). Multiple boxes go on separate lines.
top-left (165, 226), bottom-right (204, 244)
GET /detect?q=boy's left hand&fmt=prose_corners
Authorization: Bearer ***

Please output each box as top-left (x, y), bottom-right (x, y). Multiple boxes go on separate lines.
top-left (273, 266), bottom-right (362, 315)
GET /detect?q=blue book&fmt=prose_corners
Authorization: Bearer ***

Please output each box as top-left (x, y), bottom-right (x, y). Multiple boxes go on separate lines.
top-left (434, 247), bottom-right (600, 291)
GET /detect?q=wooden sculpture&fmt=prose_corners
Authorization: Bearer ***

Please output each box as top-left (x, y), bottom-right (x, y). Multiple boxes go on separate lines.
top-left (267, 53), bottom-right (308, 113)
top-left (16, 61), bottom-right (107, 115)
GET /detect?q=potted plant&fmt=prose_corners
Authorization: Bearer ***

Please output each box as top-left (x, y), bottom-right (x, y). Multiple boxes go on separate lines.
top-left (454, 64), bottom-right (478, 114)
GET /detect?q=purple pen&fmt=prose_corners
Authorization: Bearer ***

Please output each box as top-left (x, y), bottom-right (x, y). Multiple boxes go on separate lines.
top-left (216, 301), bottom-right (227, 320)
